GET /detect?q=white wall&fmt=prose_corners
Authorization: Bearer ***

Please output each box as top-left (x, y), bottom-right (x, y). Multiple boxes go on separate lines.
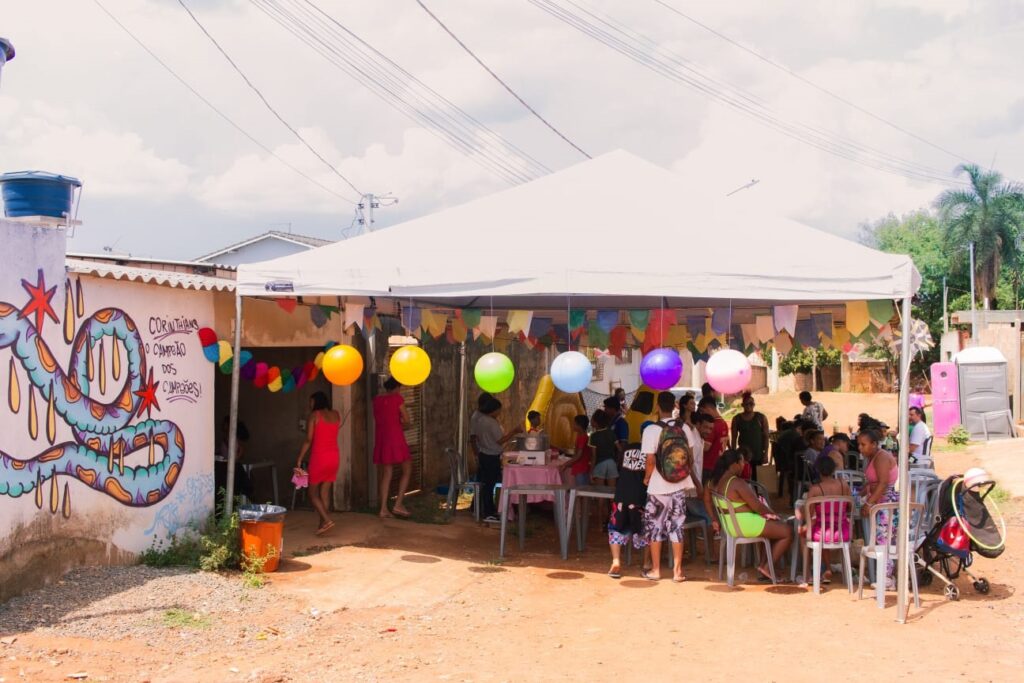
top-left (1, 221), bottom-right (214, 598)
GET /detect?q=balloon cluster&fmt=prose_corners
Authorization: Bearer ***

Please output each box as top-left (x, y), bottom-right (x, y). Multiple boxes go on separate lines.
top-left (197, 328), bottom-right (353, 392)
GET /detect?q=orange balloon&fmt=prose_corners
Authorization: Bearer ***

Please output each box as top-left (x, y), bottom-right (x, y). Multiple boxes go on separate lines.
top-left (322, 344), bottom-right (363, 386)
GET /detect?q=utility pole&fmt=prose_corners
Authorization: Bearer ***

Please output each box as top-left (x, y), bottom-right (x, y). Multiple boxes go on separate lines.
top-left (969, 241), bottom-right (978, 342)
top-left (355, 192), bottom-right (398, 236)
top-left (942, 277), bottom-right (948, 334)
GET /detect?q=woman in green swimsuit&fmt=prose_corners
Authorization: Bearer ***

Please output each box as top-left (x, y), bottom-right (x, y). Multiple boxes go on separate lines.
top-left (704, 450), bottom-right (793, 581)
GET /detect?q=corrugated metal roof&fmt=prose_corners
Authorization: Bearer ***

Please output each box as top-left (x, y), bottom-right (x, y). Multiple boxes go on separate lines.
top-left (66, 258), bottom-right (235, 292)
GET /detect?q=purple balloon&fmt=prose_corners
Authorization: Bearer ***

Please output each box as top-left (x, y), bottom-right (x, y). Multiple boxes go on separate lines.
top-left (640, 348), bottom-right (683, 391)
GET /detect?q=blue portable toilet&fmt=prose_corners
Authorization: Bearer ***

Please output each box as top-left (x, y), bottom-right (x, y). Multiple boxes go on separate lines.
top-left (0, 171), bottom-right (82, 219)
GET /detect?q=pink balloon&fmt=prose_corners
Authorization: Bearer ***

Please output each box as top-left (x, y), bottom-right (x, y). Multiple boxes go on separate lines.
top-left (706, 349), bottom-right (752, 395)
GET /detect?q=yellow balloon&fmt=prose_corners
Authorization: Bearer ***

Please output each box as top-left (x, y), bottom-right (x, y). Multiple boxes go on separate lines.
top-left (322, 344), bottom-right (363, 386)
top-left (389, 345), bottom-right (431, 386)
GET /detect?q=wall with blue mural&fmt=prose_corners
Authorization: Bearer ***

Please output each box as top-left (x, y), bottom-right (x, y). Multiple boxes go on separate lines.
top-left (0, 219), bottom-right (214, 600)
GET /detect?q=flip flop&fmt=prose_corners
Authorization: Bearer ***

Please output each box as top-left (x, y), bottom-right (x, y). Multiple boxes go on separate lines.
top-left (673, 576), bottom-right (687, 583)
top-left (392, 509), bottom-right (411, 519)
top-left (641, 570), bottom-right (660, 582)
top-left (608, 569), bottom-right (622, 579)
top-left (315, 520), bottom-right (335, 536)
top-left (756, 566), bottom-right (775, 582)
top-left (822, 572), bottom-right (833, 585)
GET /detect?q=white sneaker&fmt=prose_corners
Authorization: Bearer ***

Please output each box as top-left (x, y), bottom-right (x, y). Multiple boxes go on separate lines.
top-left (483, 515), bottom-right (500, 524)
top-left (871, 579), bottom-right (896, 591)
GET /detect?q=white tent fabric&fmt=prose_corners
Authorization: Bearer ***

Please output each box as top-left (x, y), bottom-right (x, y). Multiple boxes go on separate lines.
top-left (237, 150), bottom-right (920, 305)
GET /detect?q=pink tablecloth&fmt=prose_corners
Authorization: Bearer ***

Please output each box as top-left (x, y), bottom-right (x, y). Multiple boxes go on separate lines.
top-left (503, 464), bottom-right (566, 503)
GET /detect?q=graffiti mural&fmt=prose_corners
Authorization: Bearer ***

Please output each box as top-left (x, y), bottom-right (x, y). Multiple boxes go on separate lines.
top-left (0, 272), bottom-right (186, 515)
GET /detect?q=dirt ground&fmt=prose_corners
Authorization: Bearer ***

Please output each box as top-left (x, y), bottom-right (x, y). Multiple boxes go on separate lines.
top-left (1, 393), bottom-right (1022, 683)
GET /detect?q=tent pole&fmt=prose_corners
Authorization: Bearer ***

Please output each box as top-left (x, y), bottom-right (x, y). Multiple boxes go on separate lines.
top-left (896, 295), bottom-right (913, 623)
top-left (457, 341), bottom-right (468, 478)
top-left (365, 328), bottom-right (378, 509)
top-left (225, 293), bottom-right (243, 516)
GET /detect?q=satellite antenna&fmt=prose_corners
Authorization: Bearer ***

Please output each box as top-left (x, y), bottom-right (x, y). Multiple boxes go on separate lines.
top-left (0, 37), bottom-right (14, 87)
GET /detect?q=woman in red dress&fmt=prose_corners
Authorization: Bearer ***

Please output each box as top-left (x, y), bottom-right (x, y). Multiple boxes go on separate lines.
top-left (373, 377), bottom-right (412, 518)
top-left (295, 391), bottom-right (341, 535)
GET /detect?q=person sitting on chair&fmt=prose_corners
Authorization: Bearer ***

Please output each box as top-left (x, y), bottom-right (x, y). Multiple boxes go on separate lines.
top-left (704, 449), bottom-right (792, 582)
top-left (797, 454), bottom-right (851, 585)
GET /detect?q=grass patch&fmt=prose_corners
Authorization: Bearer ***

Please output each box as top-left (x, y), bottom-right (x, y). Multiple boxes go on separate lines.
top-left (936, 442), bottom-right (968, 453)
top-left (989, 486), bottom-right (1012, 505)
top-left (162, 608), bottom-right (211, 630)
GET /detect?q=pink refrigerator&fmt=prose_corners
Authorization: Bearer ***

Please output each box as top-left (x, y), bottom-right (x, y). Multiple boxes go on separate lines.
top-left (931, 362), bottom-right (960, 437)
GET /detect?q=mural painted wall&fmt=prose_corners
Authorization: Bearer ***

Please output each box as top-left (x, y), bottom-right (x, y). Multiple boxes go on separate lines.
top-left (0, 220), bottom-right (214, 600)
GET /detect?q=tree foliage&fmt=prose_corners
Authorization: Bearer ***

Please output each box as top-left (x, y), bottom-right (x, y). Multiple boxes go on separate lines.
top-left (935, 164), bottom-right (1024, 307)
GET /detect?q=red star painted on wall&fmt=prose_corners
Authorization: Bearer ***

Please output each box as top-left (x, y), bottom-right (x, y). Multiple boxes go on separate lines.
top-left (134, 368), bottom-right (161, 418)
top-left (19, 268), bottom-right (59, 334)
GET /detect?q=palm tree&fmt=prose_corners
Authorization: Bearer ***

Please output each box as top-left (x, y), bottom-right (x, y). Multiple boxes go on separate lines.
top-left (936, 164), bottom-right (1024, 307)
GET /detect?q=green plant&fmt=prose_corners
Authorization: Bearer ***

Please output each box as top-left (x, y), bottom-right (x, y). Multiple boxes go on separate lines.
top-left (162, 608), bottom-right (212, 630)
top-left (775, 347), bottom-right (841, 376)
top-left (989, 486), bottom-right (1012, 505)
top-left (947, 425), bottom-right (970, 446)
top-left (140, 490), bottom-right (241, 570)
top-left (241, 546), bottom-right (276, 589)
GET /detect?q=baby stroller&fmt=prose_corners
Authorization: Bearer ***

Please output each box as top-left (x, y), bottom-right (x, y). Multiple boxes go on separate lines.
top-left (916, 468), bottom-right (1007, 600)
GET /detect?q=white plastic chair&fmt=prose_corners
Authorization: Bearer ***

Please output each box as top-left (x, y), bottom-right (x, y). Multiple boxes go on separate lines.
top-left (713, 492), bottom-right (776, 586)
top-left (802, 495), bottom-right (855, 594)
top-left (857, 502), bottom-right (926, 609)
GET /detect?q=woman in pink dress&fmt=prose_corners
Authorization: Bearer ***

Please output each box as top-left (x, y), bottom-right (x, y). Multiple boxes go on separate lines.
top-left (295, 391), bottom-right (341, 535)
top-left (373, 377), bottom-right (412, 518)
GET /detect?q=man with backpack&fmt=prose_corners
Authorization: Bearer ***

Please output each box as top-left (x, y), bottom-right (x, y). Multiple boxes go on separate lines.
top-left (641, 391), bottom-right (700, 582)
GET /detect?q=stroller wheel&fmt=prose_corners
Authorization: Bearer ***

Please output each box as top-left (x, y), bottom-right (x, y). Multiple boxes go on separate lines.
top-left (973, 578), bottom-right (990, 594)
top-left (944, 584), bottom-right (960, 601)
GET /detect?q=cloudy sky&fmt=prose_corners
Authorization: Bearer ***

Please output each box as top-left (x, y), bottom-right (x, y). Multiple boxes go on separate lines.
top-left (2, 0), bottom-right (1022, 260)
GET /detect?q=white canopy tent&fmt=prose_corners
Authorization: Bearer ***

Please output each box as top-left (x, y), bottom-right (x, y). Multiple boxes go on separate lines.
top-left (230, 150), bottom-right (921, 620)
top-left (236, 151), bottom-right (919, 305)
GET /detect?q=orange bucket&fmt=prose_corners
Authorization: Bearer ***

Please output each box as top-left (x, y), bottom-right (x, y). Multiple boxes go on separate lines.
top-left (239, 504), bottom-right (286, 572)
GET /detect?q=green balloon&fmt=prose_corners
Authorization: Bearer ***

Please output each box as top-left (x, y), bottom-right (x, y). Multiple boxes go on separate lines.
top-left (474, 352), bottom-right (515, 393)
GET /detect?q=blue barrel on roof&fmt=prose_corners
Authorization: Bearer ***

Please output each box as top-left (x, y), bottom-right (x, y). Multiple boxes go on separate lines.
top-left (0, 171), bottom-right (82, 218)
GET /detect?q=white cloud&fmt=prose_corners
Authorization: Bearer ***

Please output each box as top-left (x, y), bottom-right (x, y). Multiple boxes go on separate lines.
top-left (1, 0), bottom-right (1022, 256)
top-left (0, 101), bottom-right (191, 197)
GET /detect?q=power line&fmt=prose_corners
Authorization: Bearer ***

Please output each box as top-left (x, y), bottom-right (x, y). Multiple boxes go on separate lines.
top-left (90, 0), bottom-right (357, 204)
top-left (414, 0), bottom-right (590, 160)
top-left (253, 0), bottom-right (537, 185)
top-left (649, 0), bottom-right (972, 164)
top-left (176, 0), bottom-right (364, 197)
top-left (249, 0), bottom-right (551, 186)
top-left (527, 0), bottom-right (963, 186)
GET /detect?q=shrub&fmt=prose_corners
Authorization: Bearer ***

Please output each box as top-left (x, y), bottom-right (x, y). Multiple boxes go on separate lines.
top-left (947, 425), bottom-right (970, 446)
top-left (140, 491), bottom-right (241, 571)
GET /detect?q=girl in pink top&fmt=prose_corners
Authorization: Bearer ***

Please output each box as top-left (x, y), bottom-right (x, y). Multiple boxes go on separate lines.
top-left (858, 429), bottom-right (899, 586)
top-left (373, 377), bottom-right (412, 519)
top-left (296, 391), bottom-right (342, 535)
